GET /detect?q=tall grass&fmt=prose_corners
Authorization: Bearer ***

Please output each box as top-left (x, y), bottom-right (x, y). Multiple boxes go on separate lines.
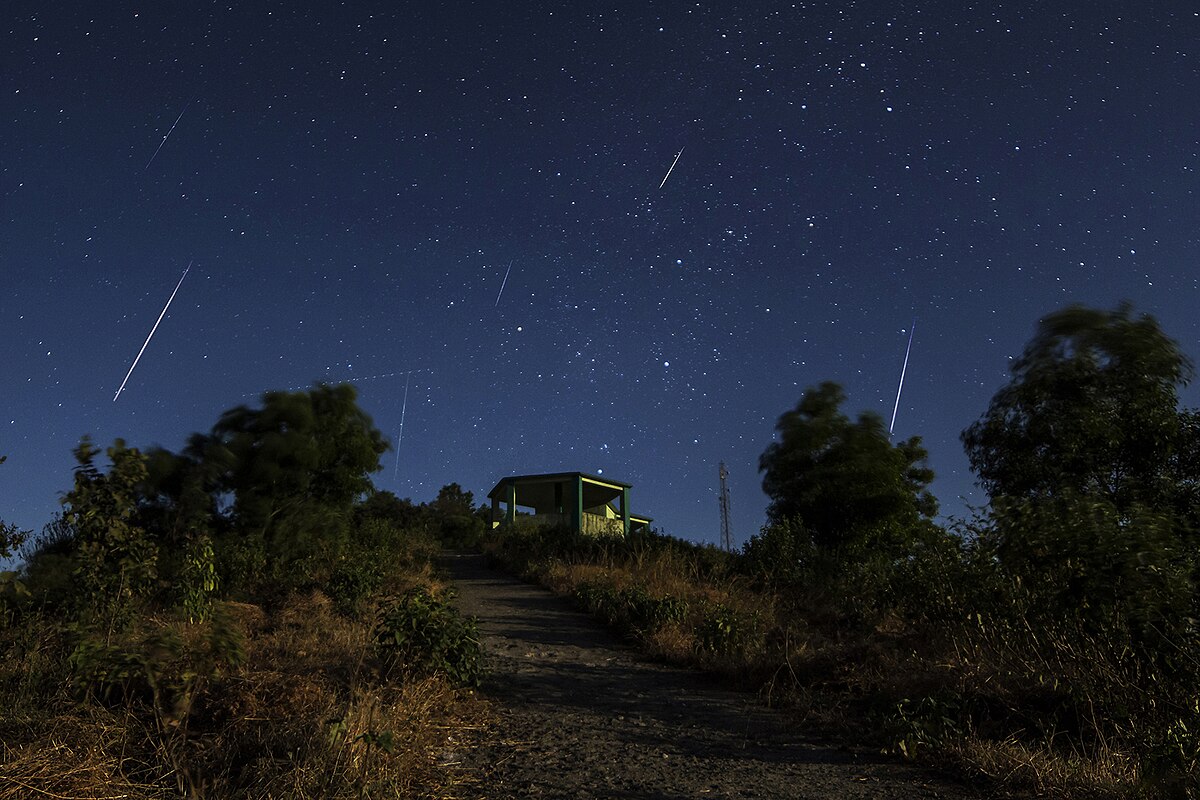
top-left (485, 522), bottom-right (1198, 799)
top-left (0, 524), bottom-right (486, 799)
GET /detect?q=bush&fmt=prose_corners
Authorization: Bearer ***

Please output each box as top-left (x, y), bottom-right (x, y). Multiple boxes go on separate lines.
top-left (571, 581), bottom-right (688, 636)
top-left (694, 602), bottom-right (759, 656)
top-left (327, 559), bottom-right (384, 616)
top-left (373, 588), bottom-right (482, 687)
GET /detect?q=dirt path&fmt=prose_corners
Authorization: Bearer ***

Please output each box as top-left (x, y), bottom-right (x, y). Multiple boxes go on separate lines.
top-left (443, 553), bottom-right (979, 800)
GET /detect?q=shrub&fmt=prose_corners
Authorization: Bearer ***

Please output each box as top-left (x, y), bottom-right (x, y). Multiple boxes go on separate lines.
top-left (373, 588), bottom-right (481, 687)
top-left (694, 602), bottom-right (758, 656)
top-left (327, 559), bottom-right (384, 616)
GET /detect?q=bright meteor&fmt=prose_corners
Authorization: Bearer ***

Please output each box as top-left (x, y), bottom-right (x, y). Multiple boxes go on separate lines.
top-left (658, 147), bottom-right (684, 189)
top-left (113, 262), bottom-right (192, 402)
top-left (144, 99), bottom-right (191, 170)
top-left (889, 320), bottom-right (916, 436)
top-left (495, 259), bottom-right (514, 306)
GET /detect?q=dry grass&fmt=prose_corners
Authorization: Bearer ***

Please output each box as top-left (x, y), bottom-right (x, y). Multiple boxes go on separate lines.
top-left (499, 534), bottom-right (1170, 800)
top-left (949, 736), bottom-right (1136, 799)
top-left (0, 587), bottom-right (487, 799)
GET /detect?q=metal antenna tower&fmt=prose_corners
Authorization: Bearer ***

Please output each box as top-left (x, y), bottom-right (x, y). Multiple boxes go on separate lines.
top-left (718, 462), bottom-right (733, 552)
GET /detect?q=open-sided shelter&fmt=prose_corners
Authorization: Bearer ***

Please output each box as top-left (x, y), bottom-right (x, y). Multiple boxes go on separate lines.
top-left (487, 472), bottom-right (652, 537)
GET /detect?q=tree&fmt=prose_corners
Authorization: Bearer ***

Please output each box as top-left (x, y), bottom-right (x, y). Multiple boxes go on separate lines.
top-left (962, 303), bottom-right (1195, 516)
top-left (0, 455), bottom-right (32, 620)
top-left (61, 437), bottom-right (158, 613)
top-left (759, 381), bottom-right (938, 556)
top-left (200, 384), bottom-right (388, 563)
top-left (962, 304), bottom-right (1200, 651)
top-left (427, 483), bottom-right (486, 547)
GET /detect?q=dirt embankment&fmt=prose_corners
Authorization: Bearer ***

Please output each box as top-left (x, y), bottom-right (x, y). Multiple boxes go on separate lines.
top-left (443, 553), bottom-right (979, 800)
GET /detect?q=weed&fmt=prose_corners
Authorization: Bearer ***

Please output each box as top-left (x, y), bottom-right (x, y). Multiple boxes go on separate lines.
top-left (373, 588), bottom-right (483, 687)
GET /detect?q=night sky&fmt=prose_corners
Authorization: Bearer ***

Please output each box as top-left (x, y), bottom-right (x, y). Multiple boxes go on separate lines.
top-left (5, 3), bottom-right (1200, 546)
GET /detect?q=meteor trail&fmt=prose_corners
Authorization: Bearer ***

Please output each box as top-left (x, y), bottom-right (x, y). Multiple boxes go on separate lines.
top-left (889, 320), bottom-right (916, 436)
top-left (495, 259), bottom-right (513, 306)
top-left (658, 147), bottom-right (684, 189)
top-left (144, 99), bottom-right (191, 170)
top-left (393, 372), bottom-right (412, 482)
top-left (113, 262), bottom-right (192, 402)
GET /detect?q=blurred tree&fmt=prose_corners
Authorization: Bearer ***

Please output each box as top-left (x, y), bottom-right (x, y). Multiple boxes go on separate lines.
top-left (962, 303), bottom-right (1195, 516)
top-left (0, 455), bottom-right (32, 618)
top-left (430, 483), bottom-right (475, 516)
top-left (962, 304), bottom-right (1200, 651)
top-left (200, 384), bottom-right (388, 564)
top-left (61, 437), bottom-right (157, 613)
top-left (428, 483), bottom-right (486, 548)
top-left (759, 381), bottom-right (938, 557)
top-left (355, 490), bottom-right (422, 531)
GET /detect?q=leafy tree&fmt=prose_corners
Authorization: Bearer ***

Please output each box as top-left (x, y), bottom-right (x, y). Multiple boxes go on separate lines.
top-left (759, 381), bottom-right (938, 557)
top-left (61, 437), bottom-right (158, 614)
top-left (201, 384), bottom-right (388, 562)
top-left (430, 483), bottom-right (476, 517)
top-left (0, 455), bottom-right (32, 621)
top-left (355, 490), bottom-right (422, 531)
top-left (428, 483), bottom-right (487, 547)
top-left (961, 304), bottom-right (1200, 650)
top-left (962, 303), bottom-right (1195, 516)
top-left (978, 492), bottom-right (1191, 637)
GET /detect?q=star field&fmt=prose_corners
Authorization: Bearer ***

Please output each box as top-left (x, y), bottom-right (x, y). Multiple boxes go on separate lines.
top-left (4, 3), bottom-right (1200, 544)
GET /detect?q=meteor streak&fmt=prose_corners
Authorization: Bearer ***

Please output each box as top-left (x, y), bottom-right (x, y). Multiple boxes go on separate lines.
top-left (393, 372), bottom-right (412, 482)
top-left (144, 99), bottom-right (191, 170)
top-left (495, 260), bottom-right (514, 306)
top-left (889, 320), bottom-right (916, 436)
top-left (113, 262), bottom-right (192, 402)
top-left (658, 147), bottom-right (684, 189)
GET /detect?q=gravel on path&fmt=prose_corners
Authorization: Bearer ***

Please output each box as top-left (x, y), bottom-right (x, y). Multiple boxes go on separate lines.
top-left (443, 553), bottom-right (980, 800)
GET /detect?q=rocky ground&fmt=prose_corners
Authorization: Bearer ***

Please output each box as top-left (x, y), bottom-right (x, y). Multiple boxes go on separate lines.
top-left (443, 553), bottom-right (982, 800)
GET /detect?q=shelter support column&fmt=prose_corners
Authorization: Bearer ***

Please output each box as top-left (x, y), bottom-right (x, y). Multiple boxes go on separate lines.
top-left (573, 475), bottom-right (583, 532)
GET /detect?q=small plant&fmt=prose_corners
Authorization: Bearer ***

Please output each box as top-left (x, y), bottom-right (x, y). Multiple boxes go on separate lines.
top-left (373, 588), bottom-right (482, 687)
top-left (1141, 699), bottom-right (1200, 798)
top-left (694, 602), bottom-right (757, 656)
top-left (327, 559), bottom-right (383, 616)
top-left (180, 533), bottom-right (219, 623)
top-left (884, 694), bottom-right (965, 760)
top-left (1, 511), bottom-right (32, 626)
top-left (620, 586), bottom-right (688, 633)
top-left (571, 580), bottom-right (688, 636)
top-left (66, 626), bottom-right (181, 706)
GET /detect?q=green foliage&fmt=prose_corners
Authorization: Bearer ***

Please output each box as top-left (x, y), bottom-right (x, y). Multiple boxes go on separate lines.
top-left (693, 601), bottom-right (758, 656)
top-left (355, 490), bottom-right (422, 531)
top-left (1142, 700), bottom-right (1200, 799)
top-left (62, 437), bottom-right (158, 614)
top-left (0, 517), bottom-right (31, 625)
top-left (67, 625), bottom-right (182, 704)
top-left (980, 493), bottom-right (1191, 639)
top-left (429, 483), bottom-right (487, 548)
top-left (66, 608), bottom-right (244, 728)
top-left (355, 728), bottom-right (397, 754)
top-left (18, 516), bottom-right (78, 611)
top-left (372, 588), bottom-right (482, 687)
top-left (328, 559), bottom-right (384, 616)
top-left (759, 381), bottom-right (937, 557)
top-left (962, 303), bottom-right (1196, 515)
top-left (572, 581), bottom-right (688, 635)
top-left (884, 694), bottom-right (965, 760)
top-left (741, 518), bottom-right (815, 585)
top-left (179, 533), bottom-right (219, 623)
top-left (202, 384), bottom-right (388, 585)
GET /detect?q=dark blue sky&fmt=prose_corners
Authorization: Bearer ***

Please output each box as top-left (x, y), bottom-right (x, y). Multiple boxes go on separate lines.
top-left (5, 2), bottom-right (1200, 545)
